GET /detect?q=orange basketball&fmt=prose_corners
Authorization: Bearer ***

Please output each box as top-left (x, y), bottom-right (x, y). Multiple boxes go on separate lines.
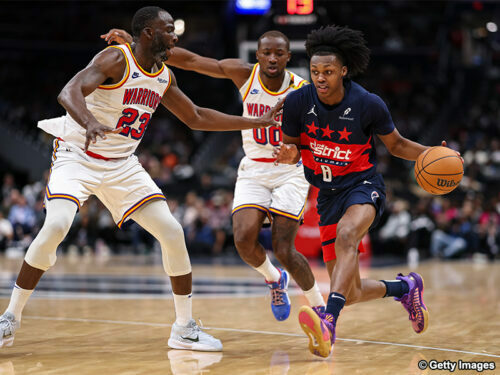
top-left (414, 146), bottom-right (463, 195)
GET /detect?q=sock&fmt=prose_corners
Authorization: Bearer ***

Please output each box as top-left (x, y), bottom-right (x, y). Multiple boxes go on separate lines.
top-left (381, 279), bottom-right (409, 298)
top-left (255, 256), bottom-right (281, 282)
top-left (173, 293), bottom-right (192, 326)
top-left (303, 282), bottom-right (325, 308)
top-left (326, 292), bottom-right (345, 325)
top-left (6, 284), bottom-right (33, 321)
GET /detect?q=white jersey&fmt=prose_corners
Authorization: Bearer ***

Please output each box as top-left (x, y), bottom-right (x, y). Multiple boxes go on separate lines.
top-left (38, 44), bottom-right (171, 158)
top-left (239, 64), bottom-right (307, 160)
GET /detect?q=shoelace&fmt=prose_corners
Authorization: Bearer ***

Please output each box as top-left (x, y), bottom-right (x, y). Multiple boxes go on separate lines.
top-left (270, 288), bottom-right (285, 305)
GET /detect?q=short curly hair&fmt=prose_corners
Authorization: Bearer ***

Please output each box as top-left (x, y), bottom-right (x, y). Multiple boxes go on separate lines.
top-left (131, 6), bottom-right (166, 37)
top-left (305, 25), bottom-right (370, 77)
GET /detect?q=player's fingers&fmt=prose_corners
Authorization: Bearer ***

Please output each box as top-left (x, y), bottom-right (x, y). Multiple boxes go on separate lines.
top-left (107, 127), bottom-right (124, 134)
top-left (441, 140), bottom-right (447, 147)
top-left (84, 138), bottom-right (90, 152)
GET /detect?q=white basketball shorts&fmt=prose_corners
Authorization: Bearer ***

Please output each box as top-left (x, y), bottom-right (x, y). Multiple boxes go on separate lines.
top-left (232, 156), bottom-right (310, 222)
top-left (45, 139), bottom-right (165, 227)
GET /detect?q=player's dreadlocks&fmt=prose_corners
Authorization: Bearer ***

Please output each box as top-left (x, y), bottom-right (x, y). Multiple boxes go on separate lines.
top-left (258, 30), bottom-right (290, 50)
top-left (131, 6), bottom-right (166, 37)
top-left (305, 25), bottom-right (370, 78)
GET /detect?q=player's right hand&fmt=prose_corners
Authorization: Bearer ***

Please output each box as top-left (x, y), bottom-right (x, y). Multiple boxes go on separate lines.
top-left (84, 121), bottom-right (124, 152)
top-left (100, 29), bottom-right (133, 45)
top-left (273, 142), bottom-right (300, 165)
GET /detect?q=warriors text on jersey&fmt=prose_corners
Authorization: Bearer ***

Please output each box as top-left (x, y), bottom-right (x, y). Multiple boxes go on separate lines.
top-left (281, 80), bottom-right (395, 190)
top-left (38, 43), bottom-right (171, 158)
top-left (239, 64), bottom-right (307, 160)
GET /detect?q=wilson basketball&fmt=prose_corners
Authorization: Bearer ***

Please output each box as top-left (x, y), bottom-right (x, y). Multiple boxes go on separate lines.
top-left (414, 146), bottom-right (463, 195)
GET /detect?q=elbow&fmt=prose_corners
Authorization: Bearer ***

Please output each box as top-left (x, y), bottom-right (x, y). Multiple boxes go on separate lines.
top-left (57, 88), bottom-right (69, 109)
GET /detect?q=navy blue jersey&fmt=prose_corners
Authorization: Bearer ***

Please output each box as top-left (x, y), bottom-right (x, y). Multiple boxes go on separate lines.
top-left (281, 80), bottom-right (395, 190)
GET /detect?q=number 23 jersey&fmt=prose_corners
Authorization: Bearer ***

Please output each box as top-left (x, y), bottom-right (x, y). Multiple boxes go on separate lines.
top-left (239, 64), bottom-right (307, 160)
top-left (38, 43), bottom-right (171, 159)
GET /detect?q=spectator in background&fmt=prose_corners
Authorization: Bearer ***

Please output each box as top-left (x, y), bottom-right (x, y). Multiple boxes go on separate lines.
top-left (0, 211), bottom-right (13, 252)
top-left (7, 190), bottom-right (36, 245)
top-left (378, 200), bottom-right (411, 254)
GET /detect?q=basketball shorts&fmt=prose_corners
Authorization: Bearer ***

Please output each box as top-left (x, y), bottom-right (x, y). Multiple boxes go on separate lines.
top-left (232, 157), bottom-right (309, 222)
top-left (317, 173), bottom-right (386, 262)
top-left (45, 139), bottom-right (165, 228)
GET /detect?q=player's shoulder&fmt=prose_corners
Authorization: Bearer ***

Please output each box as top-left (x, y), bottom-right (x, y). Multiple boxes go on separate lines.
top-left (284, 83), bottom-right (312, 109)
top-left (350, 81), bottom-right (386, 108)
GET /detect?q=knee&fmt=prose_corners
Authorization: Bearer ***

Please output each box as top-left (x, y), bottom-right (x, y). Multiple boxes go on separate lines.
top-left (42, 216), bottom-right (72, 241)
top-left (233, 228), bottom-right (258, 252)
top-left (336, 226), bottom-right (358, 250)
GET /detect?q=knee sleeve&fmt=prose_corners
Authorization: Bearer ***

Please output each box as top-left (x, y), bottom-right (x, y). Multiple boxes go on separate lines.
top-left (131, 200), bottom-right (191, 276)
top-left (25, 199), bottom-right (77, 271)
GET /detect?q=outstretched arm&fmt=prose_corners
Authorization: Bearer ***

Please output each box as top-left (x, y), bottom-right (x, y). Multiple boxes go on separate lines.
top-left (101, 28), bottom-right (252, 88)
top-left (378, 129), bottom-right (429, 161)
top-left (57, 48), bottom-right (124, 150)
top-left (161, 71), bottom-right (282, 131)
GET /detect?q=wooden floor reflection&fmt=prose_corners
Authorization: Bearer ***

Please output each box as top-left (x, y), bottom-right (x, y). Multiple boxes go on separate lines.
top-left (0, 256), bottom-right (498, 374)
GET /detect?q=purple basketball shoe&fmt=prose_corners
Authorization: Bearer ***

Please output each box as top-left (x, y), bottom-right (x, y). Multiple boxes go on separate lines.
top-left (298, 305), bottom-right (335, 358)
top-left (395, 272), bottom-right (429, 333)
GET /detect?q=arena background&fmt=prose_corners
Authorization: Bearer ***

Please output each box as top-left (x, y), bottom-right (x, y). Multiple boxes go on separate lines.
top-left (0, 1), bottom-right (499, 374)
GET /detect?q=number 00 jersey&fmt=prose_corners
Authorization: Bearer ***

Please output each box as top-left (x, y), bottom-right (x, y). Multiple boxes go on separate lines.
top-left (38, 43), bottom-right (171, 159)
top-left (239, 64), bottom-right (307, 160)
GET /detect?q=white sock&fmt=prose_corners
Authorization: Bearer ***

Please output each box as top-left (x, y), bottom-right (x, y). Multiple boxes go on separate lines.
top-left (5, 284), bottom-right (33, 321)
top-left (303, 282), bottom-right (325, 308)
top-left (255, 256), bottom-right (281, 282)
top-left (173, 293), bottom-right (192, 326)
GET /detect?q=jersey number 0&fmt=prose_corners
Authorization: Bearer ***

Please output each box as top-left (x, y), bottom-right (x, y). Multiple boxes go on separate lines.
top-left (253, 126), bottom-right (281, 146)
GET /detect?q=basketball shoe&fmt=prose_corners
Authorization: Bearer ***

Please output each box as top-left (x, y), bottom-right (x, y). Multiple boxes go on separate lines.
top-left (298, 306), bottom-right (335, 358)
top-left (168, 319), bottom-right (222, 352)
top-left (395, 272), bottom-right (429, 334)
top-left (167, 349), bottom-right (223, 375)
top-left (0, 313), bottom-right (19, 348)
top-left (266, 268), bottom-right (291, 321)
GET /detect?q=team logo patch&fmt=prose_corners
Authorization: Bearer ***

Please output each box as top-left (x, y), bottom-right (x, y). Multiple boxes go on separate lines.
top-left (158, 77), bottom-right (168, 84)
top-left (250, 89), bottom-right (259, 94)
top-left (371, 191), bottom-right (380, 203)
top-left (339, 107), bottom-right (354, 121)
top-left (343, 108), bottom-right (351, 116)
top-left (131, 72), bottom-right (140, 79)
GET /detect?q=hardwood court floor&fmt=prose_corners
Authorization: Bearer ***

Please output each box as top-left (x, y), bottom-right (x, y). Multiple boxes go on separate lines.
top-left (0, 255), bottom-right (498, 375)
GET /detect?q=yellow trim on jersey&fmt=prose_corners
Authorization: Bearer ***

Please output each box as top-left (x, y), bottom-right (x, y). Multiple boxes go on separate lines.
top-left (117, 193), bottom-right (166, 228)
top-left (268, 204), bottom-right (305, 222)
top-left (125, 43), bottom-right (165, 77)
top-left (98, 46), bottom-right (130, 90)
top-left (162, 68), bottom-right (172, 96)
top-left (232, 204), bottom-right (272, 221)
top-left (258, 67), bottom-right (294, 96)
top-left (45, 186), bottom-right (81, 210)
top-left (241, 64), bottom-right (259, 102)
top-left (297, 80), bottom-right (308, 88)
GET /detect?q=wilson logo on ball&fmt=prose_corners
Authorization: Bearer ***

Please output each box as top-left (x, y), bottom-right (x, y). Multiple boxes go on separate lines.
top-left (436, 178), bottom-right (458, 188)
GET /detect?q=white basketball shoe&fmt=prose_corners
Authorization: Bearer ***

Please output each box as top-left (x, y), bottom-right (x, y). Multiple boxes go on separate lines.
top-left (0, 313), bottom-right (20, 348)
top-left (168, 319), bottom-right (222, 352)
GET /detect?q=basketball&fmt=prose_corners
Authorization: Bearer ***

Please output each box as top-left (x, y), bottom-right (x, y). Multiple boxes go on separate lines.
top-left (414, 146), bottom-right (463, 195)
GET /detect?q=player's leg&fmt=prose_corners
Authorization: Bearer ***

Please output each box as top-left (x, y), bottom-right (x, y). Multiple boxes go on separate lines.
top-left (1, 199), bottom-right (77, 348)
top-left (130, 200), bottom-right (222, 351)
top-left (271, 215), bottom-right (325, 310)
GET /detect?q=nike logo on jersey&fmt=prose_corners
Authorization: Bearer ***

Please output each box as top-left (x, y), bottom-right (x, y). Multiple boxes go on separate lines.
top-left (131, 72), bottom-right (140, 79)
top-left (307, 105), bottom-right (318, 117)
top-left (250, 89), bottom-right (259, 94)
top-left (181, 336), bottom-right (199, 342)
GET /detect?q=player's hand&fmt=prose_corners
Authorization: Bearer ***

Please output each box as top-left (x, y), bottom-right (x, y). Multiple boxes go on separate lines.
top-left (256, 98), bottom-right (285, 128)
top-left (100, 29), bottom-right (133, 45)
top-left (273, 142), bottom-right (300, 165)
top-left (441, 140), bottom-right (464, 163)
top-left (84, 121), bottom-right (124, 152)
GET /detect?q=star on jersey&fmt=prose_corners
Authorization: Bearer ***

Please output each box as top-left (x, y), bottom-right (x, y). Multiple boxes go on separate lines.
top-left (307, 105), bottom-right (318, 117)
top-left (338, 127), bottom-right (352, 141)
top-left (321, 125), bottom-right (334, 139)
top-left (306, 121), bottom-right (319, 135)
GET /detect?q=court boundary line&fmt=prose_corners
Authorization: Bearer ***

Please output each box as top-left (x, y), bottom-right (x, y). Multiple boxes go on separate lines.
top-left (24, 315), bottom-right (500, 359)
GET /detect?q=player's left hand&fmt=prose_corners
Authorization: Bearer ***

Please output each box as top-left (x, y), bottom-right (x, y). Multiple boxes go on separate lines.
top-left (441, 140), bottom-right (464, 163)
top-left (256, 98), bottom-right (285, 128)
top-left (100, 29), bottom-right (133, 45)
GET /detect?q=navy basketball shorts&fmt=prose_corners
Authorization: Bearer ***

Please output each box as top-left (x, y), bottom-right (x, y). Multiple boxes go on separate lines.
top-left (317, 173), bottom-right (386, 262)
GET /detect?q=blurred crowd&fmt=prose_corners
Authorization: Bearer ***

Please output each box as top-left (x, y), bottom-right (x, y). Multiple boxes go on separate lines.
top-left (0, 1), bottom-right (499, 262)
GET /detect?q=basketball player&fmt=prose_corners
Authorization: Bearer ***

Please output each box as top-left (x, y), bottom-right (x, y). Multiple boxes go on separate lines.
top-left (0, 6), bottom-right (283, 351)
top-left (274, 25), bottom-right (444, 358)
top-left (101, 28), bottom-right (327, 321)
